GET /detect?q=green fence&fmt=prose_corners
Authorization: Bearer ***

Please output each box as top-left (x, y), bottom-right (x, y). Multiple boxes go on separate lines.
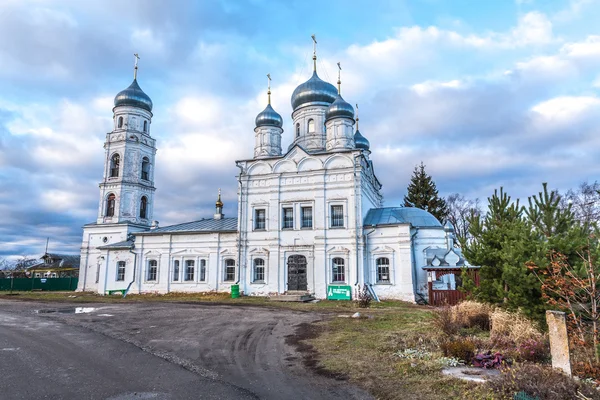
top-left (0, 277), bottom-right (78, 291)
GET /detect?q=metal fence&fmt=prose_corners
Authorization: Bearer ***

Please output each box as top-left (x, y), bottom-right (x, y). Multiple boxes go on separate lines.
top-left (0, 277), bottom-right (78, 291)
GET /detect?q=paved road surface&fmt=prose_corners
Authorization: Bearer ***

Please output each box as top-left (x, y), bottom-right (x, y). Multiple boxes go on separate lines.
top-left (0, 301), bottom-right (371, 400)
top-left (0, 310), bottom-right (255, 400)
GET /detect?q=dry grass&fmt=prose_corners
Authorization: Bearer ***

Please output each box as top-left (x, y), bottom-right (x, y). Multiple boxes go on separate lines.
top-left (490, 309), bottom-right (542, 343)
top-left (451, 301), bottom-right (493, 329)
top-left (302, 304), bottom-right (486, 400)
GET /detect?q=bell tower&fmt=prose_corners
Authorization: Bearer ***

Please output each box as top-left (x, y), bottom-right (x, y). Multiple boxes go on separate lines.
top-left (97, 54), bottom-right (156, 226)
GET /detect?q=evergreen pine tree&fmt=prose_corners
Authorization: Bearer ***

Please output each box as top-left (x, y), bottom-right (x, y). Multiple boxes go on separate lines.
top-left (463, 187), bottom-right (544, 319)
top-left (403, 162), bottom-right (448, 222)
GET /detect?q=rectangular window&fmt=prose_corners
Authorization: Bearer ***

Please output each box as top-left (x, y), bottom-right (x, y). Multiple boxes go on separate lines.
top-left (199, 259), bottom-right (206, 282)
top-left (225, 259), bottom-right (236, 281)
top-left (116, 261), bottom-right (126, 281)
top-left (301, 206), bottom-right (313, 229)
top-left (185, 260), bottom-right (195, 281)
top-left (253, 258), bottom-right (265, 282)
top-left (254, 209), bottom-right (266, 230)
top-left (330, 205), bottom-right (344, 228)
top-left (147, 260), bottom-right (157, 281)
top-left (282, 207), bottom-right (294, 229)
top-left (332, 258), bottom-right (345, 282)
top-left (377, 258), bottom-right (391, 283)
top-left (172, 260), bottom-right (180, 281)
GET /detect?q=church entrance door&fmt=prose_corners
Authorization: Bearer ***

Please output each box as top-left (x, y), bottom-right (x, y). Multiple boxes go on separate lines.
top-left (287, 255), bottom-right (307, 291)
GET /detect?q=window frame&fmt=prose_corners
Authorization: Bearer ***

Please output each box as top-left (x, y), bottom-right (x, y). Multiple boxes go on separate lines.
top-left (110, 154), bottom-right (120, 178)
top-left (143, 120), bottom-right (147, 133)
top-left (376, 257), bottom-right (391, 283)
top-left (172, 260), bottom-right (180, 282)
top-left (330, 204), bottom-right (344, 228)
top-left (296, 123), bottom-right (300, 137)
top-left (147, 260), bottom-right (158, 282)
top-left (254, 208), bottom-right (266, 231)
top-left (199, 259), bottom-right (207, 282)
top-left (253, 258), bottom-right (265, 283)
top-left (282, 207), bottom-right (294, 230)
top-left (141, 157), bottom-right (150, 181)
top-left (116, 261), bottom-right (126, 281)
top-left (140, 196), bottom-right (148, 219)
top-left (184, 260), bottom-right (195, 282)
top-left (307, 119), bottom-right (315, 133)
top-left (118, 116), bottom-right (123, 129)
top-left (331, 257), bottom-right (346, 283)
top-left (301, 206), bottom-right (313, 229)
top-left (224, 259), bottom-right (236, 282)
top-left (106, 193), bottom-right (116, 217)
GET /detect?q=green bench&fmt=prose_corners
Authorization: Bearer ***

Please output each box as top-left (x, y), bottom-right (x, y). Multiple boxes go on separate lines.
top-left (106, 289), bottom-right (126, 296)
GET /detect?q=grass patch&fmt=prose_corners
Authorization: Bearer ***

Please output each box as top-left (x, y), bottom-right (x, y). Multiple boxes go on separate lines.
top-left (300, 304), bottom-right (490, 400)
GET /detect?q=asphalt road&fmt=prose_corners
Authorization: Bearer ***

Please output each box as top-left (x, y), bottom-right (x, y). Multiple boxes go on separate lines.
top-left (0, 310), bottom-right (256, 400)
top-left (0, 300), bottom-right (371, 400)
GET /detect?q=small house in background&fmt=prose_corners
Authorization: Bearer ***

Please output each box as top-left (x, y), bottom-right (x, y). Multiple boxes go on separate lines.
top-left (422, 222), bottom-right (480, 306)
top-left (27, 253), bottom-right (80, 278)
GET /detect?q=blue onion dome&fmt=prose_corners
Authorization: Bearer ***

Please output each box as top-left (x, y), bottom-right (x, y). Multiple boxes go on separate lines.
top-left (114, 79), bottom-right (153, 112)
top-left (291, 71), bottom-right (338, 110)
top-left (255, 104), bottom-right (283, 128)
top-left (354, 129), bottom-right (370, 150)
top-left (326, 94), bottom-right (354, 121)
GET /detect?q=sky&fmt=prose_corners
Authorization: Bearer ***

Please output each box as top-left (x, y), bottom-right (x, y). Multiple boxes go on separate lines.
top-left (1, 0), bottom-right (600, 260)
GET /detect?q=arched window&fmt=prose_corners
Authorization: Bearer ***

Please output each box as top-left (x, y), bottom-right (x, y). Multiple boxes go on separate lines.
top-left (224, 259), bottom-right (236, 281)
top-left (253, 258), bottom-right (265, 282)
top-left (140, 196), bottom-right (148, 219)
top-left (141, 157), bottom-right (150, 180)
top-left (143, 120), bottom-right (147, 133)
top-left (185, 260), bottom-right (195, 281)
top-left (172, 260), bottom-right (180, 281)
top-left (296, 123), bottom-right (300, 138)
top-left (116, 261), bottom-right (126, 281)
top-left (376, 257), bottom-right (390, 283)
top-left (200, 259), bottom-right (206, 281)
top-left (147, 260), bottom-right (157, 281)
top-left (118, 116), bottom-right (123, 128)
top-left (110, 154), bottom-right (120, 178)
top-left (332, 258), bottom-right (345, 282)
top-left (307, 119), bottom-right (315, 133)
top-left (106, 194), bottom-right (116, 217)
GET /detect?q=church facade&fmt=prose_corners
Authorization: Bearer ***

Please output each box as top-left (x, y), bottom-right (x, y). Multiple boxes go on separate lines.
top-left (78, 50), bottom-right (465, 302)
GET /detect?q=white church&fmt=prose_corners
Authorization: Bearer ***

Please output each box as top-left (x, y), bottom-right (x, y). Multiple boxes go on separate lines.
top-left (78, 45), bottom-right (467, 302)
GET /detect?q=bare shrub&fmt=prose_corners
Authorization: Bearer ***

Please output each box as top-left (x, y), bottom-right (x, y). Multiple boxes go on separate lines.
top-left (433, 306), bottom-right (458, 336)
top-left (451, 300), bottom-right (492, 330)
top-left (490, 309), bottom-right (542, 344)
top-left (439, 337), bottom-right (476, 362)
top-left (357, 284), bottom-right (372, 308)
top-left (486, 363), bottom-right (600, 400)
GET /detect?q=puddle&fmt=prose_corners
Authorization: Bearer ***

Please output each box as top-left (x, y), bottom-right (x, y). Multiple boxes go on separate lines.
top-left (36, 307), bottom-right (97, 314)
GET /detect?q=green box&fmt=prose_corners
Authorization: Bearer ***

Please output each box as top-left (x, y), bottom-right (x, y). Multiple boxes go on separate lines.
top-left (327, 285), bottom-right (352, 300)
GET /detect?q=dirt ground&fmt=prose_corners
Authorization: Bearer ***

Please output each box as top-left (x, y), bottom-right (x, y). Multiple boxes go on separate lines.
top-left (0, 299), bottom-right (372, 400)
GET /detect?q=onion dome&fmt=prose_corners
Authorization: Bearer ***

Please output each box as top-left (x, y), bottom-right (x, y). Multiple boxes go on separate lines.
top-left (354, 129), bottom-right (370, 150)
top-left (255, 104), bottom-right (283, 128)
top-left (291, 71), bottom-right (338, 110)
top-left (114, 79), bottom-right (153, 112)
top-left (326, 94), bottom-right (354, 121)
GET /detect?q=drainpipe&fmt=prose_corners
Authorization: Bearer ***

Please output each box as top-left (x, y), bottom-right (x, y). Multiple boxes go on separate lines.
top-left (215, 232), bottom-right (221, 292)
top-left (138, 235), bottom-right (144, 294)
top-left (166, 234), bottom-right (173, 293)
top-left (102, 251), bottom-right (110, 295)
top-left (235, 162), bottom-right (244, 287)
top-left (410, 228), bottom-right (419, 302)
top-left (364, 226), bottom-right (380, 302)
top-left (353, 154), bottom-right (361, 287)
top-left (123, 244), bottom-right (137, 298)
top-left (81, 231), bottom-right (91, 291)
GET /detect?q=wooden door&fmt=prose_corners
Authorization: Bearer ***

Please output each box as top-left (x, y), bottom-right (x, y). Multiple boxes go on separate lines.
top-left (287, 255), bottom-right (307, 291)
